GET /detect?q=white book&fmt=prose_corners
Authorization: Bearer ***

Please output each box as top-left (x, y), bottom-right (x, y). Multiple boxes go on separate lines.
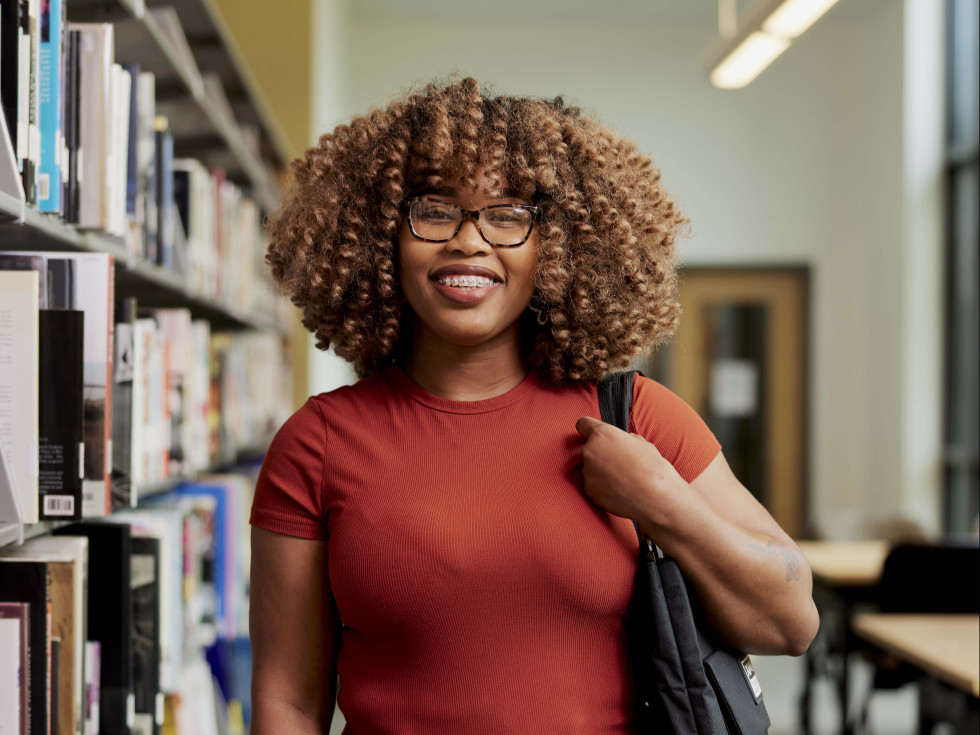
top-left (135, 72), bottom-right (157, 259)
top-left (131, 318), bottom-right (157, 489)
top-left (0, 614), bottom-right (24, 735)
top-left (0, 271), bottom-right (39, 525)
top-left (69, 22), bottom-right (113, 230)
top-left (109, 63), bottom-right (131, 237)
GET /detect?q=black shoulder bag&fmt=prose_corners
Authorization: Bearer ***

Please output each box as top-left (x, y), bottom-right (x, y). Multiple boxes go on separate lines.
top-left (597, 371), bottom-right (771, 735)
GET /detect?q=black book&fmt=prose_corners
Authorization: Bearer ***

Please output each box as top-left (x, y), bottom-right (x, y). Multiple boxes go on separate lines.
top-left (0, 559), bottom-right (50, 735)
top-left (38, 309), bottom-right (85, 520)
top-left (0, 1), bottom-right (26, 194)
top-left (50, 637), bottom-right (61, 735)
top-left (45, 257), bottom-right (75, 309)
top-left (54, 523), bottom-right (133, 735)
top-left (112, 297), bottom-right (137, 509)
top-left (153, 124), bottom-right (173, 268)
top-left (131, 536), bottom-right (161, 735)
top-left (63, 29), bottom-right (81, 224)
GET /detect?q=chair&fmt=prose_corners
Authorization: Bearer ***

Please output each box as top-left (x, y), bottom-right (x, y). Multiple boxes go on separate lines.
top-left (855, 541), bottom-right (980, 733)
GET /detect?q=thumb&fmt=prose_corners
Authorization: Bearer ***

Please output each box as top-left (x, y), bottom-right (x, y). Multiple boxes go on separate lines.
top-left (575, 416), bottom-right (603, 438)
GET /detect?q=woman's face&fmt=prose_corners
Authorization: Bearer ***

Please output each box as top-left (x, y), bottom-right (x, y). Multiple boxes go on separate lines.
top-left (398, 176), bottom-right (539, 353)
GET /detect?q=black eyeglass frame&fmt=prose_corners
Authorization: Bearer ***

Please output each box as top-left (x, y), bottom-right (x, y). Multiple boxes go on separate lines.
top-left (400, 196), bottom-right (541, 248)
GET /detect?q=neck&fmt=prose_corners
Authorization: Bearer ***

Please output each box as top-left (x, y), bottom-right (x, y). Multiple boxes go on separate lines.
top-left (404, 324), bottom-right (528, 401)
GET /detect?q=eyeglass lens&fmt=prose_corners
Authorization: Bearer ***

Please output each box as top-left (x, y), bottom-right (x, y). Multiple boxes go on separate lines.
top-left (409, 200), bottom-right (534, 246)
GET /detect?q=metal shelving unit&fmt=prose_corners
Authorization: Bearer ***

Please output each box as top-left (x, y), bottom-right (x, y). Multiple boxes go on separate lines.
top-left (0, 434), bottom-right (274, 546)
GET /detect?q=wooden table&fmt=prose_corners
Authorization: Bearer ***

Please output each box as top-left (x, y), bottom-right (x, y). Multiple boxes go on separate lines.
top-left (851, 614), bottom-right (979, 698)
top-left (795, 540), bottom-right (891, 734)
top-left (797, 540), bottom-right (890, 587)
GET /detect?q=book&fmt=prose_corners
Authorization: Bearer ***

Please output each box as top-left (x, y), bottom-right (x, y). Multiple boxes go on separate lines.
top-left (39, 309), bottom-right (85, 520)
top-left (130, 535), bottom-right (160, 735)
top-left (0, 602), bottom-right (29, 735)
top-left (63, 28), bottom-right (80, 223)
top-left (53, 522), bottom-right (132, 735)
top-left (153, 117), bottom-right (173, 269)
top-left (108, 62), bottom-right (131, 237)
top-left (112, 298), bottom-right (138, 510)
top-left (0, 558), bottom-right (50, 735)
top-left (0, 271), bottom-right (40, 525)
top-left (68, 22), bottom-right (113, 230)
top-left (3, 251), bottom-right (115, 517)
top-left (7, 535), bottom-right (89, 735)
top-left (45, 257), bottom-right (74, 310)
top-left (50, 637), bottom-right (61, 735)
top-left (25, 0), bottom-right (39, 207)
top-left (134, 72), bottom-right (156, 264)
top-left (0, 1), bottom-right (25, 197)
top-left (84, 641), bottom-right (100, 735)
top-left (0, 253), bottom-right (46, 305)
top-left (147, 309), bottom-right (190, 478)
top-left (37, 0), bottom-right (65, 212)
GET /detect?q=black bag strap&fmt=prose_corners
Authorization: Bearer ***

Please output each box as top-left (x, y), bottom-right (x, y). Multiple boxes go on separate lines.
top-left (597, 370), bottom-right (657, 555)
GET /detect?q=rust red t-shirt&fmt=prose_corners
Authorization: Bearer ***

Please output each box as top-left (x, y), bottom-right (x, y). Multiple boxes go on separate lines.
top-left (250, 367), bottom-right (721, 734)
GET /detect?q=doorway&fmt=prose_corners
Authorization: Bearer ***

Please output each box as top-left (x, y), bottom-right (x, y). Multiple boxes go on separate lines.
top-left (636, 267), bottom-right (810, 538)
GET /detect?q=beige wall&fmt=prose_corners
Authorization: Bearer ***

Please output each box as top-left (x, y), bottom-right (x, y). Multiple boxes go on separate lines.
top-left (213, 0), bottom-right (313, 158)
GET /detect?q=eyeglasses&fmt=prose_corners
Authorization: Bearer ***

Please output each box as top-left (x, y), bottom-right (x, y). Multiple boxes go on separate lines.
top-left (401, 197), bottom-right (540, 247)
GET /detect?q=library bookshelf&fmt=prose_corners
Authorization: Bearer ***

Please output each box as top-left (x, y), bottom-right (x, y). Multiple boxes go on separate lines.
top-left (0, 0), bottom-right (294, 732)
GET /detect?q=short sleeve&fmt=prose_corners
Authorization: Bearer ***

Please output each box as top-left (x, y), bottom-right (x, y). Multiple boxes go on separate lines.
top-left (630, 375), bottom-right (722, 483)
top-left (249, 398), bottom-right (328, 540)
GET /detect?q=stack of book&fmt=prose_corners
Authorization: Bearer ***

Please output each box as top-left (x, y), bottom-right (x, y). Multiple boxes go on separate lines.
top-left (1, 470), bottom-right (260, 735)
top-left (0, 257), bottom-right (292, 525)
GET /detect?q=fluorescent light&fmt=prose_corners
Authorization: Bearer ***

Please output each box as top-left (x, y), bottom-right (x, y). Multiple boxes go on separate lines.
top-left (763, 0), bottom-right (841, 38)
top-left (710, 31), bottom-right (792, 89)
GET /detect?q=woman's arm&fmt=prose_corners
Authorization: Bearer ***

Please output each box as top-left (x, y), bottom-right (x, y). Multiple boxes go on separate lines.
top-left (576, 417), bottom-right (819, 656)
top-left (250, 527), bottom-right (339, 735)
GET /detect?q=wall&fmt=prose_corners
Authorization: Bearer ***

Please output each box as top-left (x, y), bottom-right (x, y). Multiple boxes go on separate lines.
top-left (314, 0), bottom-right (944, 535)
top-left (213, 0), bottom-right (313, 158)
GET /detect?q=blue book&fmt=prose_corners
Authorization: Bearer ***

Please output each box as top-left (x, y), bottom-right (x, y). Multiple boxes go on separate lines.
top-left (37, 0), bottom-right (65, 212)
top-left (123, 64), bottom-right (139, 216)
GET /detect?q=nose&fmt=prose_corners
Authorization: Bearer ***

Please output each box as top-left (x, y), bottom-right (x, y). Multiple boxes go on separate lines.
top-left (446, 215), bottom-right (492, 255)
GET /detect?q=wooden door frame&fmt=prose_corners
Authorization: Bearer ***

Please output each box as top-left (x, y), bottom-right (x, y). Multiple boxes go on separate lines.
top-left (669, 265), bottom-right (811, 539)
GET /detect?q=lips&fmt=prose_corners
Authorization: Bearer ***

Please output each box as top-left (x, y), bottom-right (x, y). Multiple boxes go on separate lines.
top-left (429, 264), bottom-right (503, 304)
top-left (430, 265), bottom-right (503, 284)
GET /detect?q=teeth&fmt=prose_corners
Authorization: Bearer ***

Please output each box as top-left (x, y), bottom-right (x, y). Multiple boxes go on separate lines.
top-left (436, 275), bottom-right (497, 288)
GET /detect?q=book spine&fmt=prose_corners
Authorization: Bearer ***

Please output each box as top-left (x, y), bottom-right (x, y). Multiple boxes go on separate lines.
top-left (26, 0), bottom-right (39, 206)
top-left (37, 0), bottom-right (64, 212)
top-left (104, 256), bottom-right (115, 517)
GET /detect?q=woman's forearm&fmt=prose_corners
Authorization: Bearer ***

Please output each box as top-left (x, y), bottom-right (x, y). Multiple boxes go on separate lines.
top-left (251, 700), bottom-right (333, 735)
top-left (637, 477), bottom-right (818, 656)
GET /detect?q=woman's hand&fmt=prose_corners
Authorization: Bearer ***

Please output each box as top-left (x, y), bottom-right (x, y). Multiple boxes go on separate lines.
top-left (575, 415), bottom-right (687, 526)
top-left (576, 414), bottom-right (819, 656)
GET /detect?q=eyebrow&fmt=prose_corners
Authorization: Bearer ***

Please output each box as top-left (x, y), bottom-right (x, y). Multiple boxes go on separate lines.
top-left (417, 185), bottom-right (521, 199)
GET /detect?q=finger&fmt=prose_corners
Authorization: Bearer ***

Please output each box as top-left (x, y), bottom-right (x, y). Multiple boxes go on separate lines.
top-left (575, 416), bottom-right (603, 438)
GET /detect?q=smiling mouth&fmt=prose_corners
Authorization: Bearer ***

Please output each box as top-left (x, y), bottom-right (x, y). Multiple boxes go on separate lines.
top-left (434, 275), bottom-right (500, 289)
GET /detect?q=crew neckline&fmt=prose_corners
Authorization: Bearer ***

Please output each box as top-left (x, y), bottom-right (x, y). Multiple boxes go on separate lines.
top-left (386, 365), bottom-right (541, 414)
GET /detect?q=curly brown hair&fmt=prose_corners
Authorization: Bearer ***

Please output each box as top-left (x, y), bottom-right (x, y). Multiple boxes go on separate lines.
top-left (267, 77), bottom-right (687, 381)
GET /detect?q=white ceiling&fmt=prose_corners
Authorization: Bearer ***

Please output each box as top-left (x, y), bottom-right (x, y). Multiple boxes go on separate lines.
top-left (352, 0), bottom-right (875, 26)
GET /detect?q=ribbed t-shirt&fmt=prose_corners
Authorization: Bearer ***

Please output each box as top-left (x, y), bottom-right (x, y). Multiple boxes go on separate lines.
top-left (250, 367), bottom-right (721, 735)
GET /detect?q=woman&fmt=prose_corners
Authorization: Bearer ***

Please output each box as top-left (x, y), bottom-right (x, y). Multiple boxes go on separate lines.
top-left (249, 78), bottom-right (818, 735)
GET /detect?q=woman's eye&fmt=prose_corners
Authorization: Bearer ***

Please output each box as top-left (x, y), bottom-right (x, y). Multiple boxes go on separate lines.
top-left (486, 209), bottom-right (526, 226)
top-left (419, 205), bottom-right (456, 221)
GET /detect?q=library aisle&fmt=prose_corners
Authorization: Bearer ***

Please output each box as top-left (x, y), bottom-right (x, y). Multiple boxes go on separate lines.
top-left (0, 0), bottom-right (294, 733)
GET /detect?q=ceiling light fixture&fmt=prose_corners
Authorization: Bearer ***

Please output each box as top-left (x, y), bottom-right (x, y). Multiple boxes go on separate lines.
top-left (709, 0), bottom-right (842, 89)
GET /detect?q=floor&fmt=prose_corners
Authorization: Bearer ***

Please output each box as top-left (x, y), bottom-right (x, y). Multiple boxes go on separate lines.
top-left (327, 654), bottom-right (923, 734)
